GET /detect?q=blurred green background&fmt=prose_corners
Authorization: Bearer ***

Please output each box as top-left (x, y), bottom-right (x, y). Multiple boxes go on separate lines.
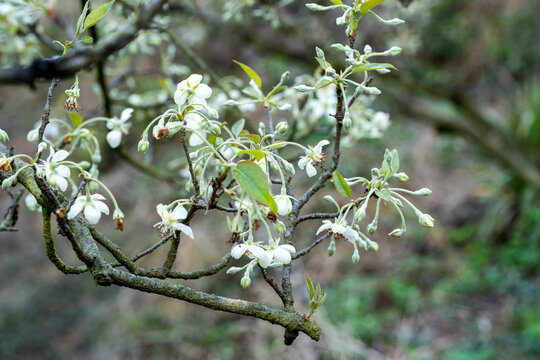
top-left (1, 0), bottom-right (540, 359)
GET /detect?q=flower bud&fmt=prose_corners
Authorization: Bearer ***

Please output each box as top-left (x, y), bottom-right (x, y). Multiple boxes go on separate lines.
top-left (207, 107), bottom-right (219, 120)
top-left (240, 276), bottom-right (251, 289)
top-left (27, 128), bottom-right (39, 142)
top-left (275, 121), bottom-right (289, 136)
top-left (275, 195), bottom-right (292, 216)
top-left (25, 194), bottom-right (41, 212)
top-left (210, 123), bottom-right (221, 136)
top-left (367, 221), bottom-right (377, 234)
top-left (363, 44), bottom-right (372, 54)
top-left (37, 142), bottom-right (48, 154)
top-left (376, 68), bottom-right (391, 74)
top-left (355, 206), bottom-right (366, 222)
top-left (274, 220), bottom-right (286, 234)
top-left (416, 187), bottom-right (432, 196)
top-left (418, 213), bottom-right (435, 228)
top-left (2, 174), bottom-right (17, 188)
top-left (367, 239), bottom-right (379, 251)
top-left (388, 46), bottom-right (402, 56)
top-left (389, 228), bottom-right (405, 237)
top-left (327, 237), bottom-right (336, 256)
top-left (137, 139), bottom-right (149, 153)
top-left (91, 152), bottom-right (101, 163)
top-left (282, 159), bottom-right (295, 174)
top-left (394, 172), bottom-right (409, 182)
top-left (351, 248), bottom-right (360, 263)
top-left (363, 86), bottom-right (381, 95)
top-left (78, 161), bottom-right (91, 169)
top-left (0, 129), bottom-right (9, 143)
top-left (258, 122), bottom-right (266, 136)
top-left (343, 115), bottom-right (352, 133)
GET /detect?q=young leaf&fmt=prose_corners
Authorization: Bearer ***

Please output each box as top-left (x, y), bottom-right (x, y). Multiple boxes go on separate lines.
top-left (232, 161), bottom-right (277, 212)
top-left (238, 149), bottom-right (265, 161)
top-left (351, 63), bottom-right (396, 74)
top-left (83, 0), bottom-right (115, 31)
top-left (329, 0), bottom-right (343, 4)
top-left (390, 149), bottom-right (399, 172)
top-left (360, 0), bottom-right (387, 15)
top-left (231, 119), bottom-right (245, 137)
top-left (332, 171), bottom-right (352, 198)
top-left (305, 274), bottom-right (315, 299)
top-left (80, 36), bottom-right (94, 44)
top-left (69, 113), bottom-right (83, 128)
top-left (233, 60), bottom-right (262, 89)
top-left (76, 1), bottom-right (90, 36)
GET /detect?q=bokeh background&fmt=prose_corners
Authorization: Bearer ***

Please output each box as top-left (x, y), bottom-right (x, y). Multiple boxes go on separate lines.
top-left (1, 0), bottom-right (540, 359)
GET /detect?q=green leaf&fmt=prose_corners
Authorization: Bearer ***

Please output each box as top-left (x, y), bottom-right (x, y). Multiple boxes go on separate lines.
top-left (80, 36), bottom-right (94, 44)
top-left (360, 0), bottom-right (386, 15)
top-left (83, 0), bottom-right (115, 31)
top-left (351, 62), bottom-right (396, 74)
top-left (76, 1), bottom-right (90, 36)
top-left (305, 274), bottom-right (315, 299)
top-left (69, 112), bottom-right (83, 127)
top-left (318, 293), bottom-right (327, 306)
top-left (330, 0), bottom-right (343, 4)
top-left (375, 188), bottom-right (391, 201)
top-left (332, 171), bottom-right (352, 199)
top-left (233, 60), bottom-right (262, 89)
top-left (382, 159), bottom-right (391, 178)
top-left (238, 149), bottom-right (265, 161)
top-left (231, 119), bottom-right (245, 137)
top-left (239, 130), bottom-right (261, 144)
top-left (390, 149), bottom-right (399, 173)
top-left (232, 161), bottom-right (277, 212)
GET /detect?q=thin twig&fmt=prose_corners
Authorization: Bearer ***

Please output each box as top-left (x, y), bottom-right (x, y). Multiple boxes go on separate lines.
top-left (180, 130), bottom-right (200, 195)
top-left (292, 233), bottom-right (330, 259)
top-left (37, 78), bottom-right (59, 155)
top-left (295, 212), bottom-right (339, 224)
top-left (259, 264), bottom-right (288, 305)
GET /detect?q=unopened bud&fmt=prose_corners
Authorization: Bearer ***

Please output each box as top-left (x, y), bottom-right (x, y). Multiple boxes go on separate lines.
top-left (363, 44), bottom-right (372, 54)
top-left (367, 221), bottom-right (377, 234)
top-left (258, 122), bottom-right (266, 136)
top-left (2, 174), bottom-right (17, 188)
top-left (37, 142), bottom-right (48, 154)
top-left (416, 187), bottom-right (432, 196)
top-left (226, 266), bottom-right (244, 275)
top-left (351, 248), bottom-right (360, 263)
top-left (27, 128), bottom-right (39, 142)
top-left (363, 86), bottom-right (381, 95)
top-left (282, 159), bottom-right (295, 174)
top-left (327, 237), bottom-right (336, 256)
top-left (240, 276), bottom-right (251, 289)
top-left (355, 206), bottom-right (366, 222)
top-left (394, 172), bottom-right (409, 182)
top-left (343, 115), bottom-right (352, 133)
top-left (207, 107), bottom-right (219, 120)
top-left (274, 220), bottom-right (286, 234)
top-left (389, 228), bottom-right (405, 237)
top-left (388, 46), bottom-right (402, 56)
top-left (418, 213), bottom-right (435, 228)
top-left (78, 161), bottom-right (91, 169)
top-left (137, 139), bottom-right (149, 153)
top-left (0, 129), bottom-right (9, 143)
top-left (210, 123), bottom-right (221, 136)
top-left (275, 121), bottom-right (289, 136)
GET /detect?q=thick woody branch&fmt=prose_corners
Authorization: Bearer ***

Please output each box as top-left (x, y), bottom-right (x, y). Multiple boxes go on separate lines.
top-left (0, 0), bottom-right (168, 86)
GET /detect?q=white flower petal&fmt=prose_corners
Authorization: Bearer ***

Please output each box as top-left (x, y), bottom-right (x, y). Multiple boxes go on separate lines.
top-left (54, 176), bottom-right (68, 192)
top-left (91, 194), bottom-right (107, 201)
top-left (67, 199), bottom-right (85, 219)
top-left (107, 130), bottom-right (122, 148)
top-left (171, 205), bottom-right (187, 220)
top-left (120, 108), bottom-right (134, 122)
top-left (196, 83), bottom-right (212, 99)
top-left (55, 164), bottom-right (70, 178)
top-left (231, 244), bottom-right (247, 259)
top-left (51, 149), bottom-right (70, 162)
top-left (316, 221), bottom-right (332, 235)
top-left (298, 156), bottom-right (309, 169)
top-left (272, 248), bottom-right (292, 264)
top-left (93, 200), bottom-right (109, 215)
top-left (313, 140), bottom-right (330, 154)
top-left (176, 79), bottom-right (188, 91)
top-left (306, 161), bottom-right (317, 177)
top-left (186, 74), bottom-right (203, 87)
top-left (84, 204), bottom-right (102, 224)
top-left (189, 133), bottom-right (205, 147)
top-left (278, 244), bottom-right (296, 254)
top-left (175, 223), bottom-right (194, 239)
top-left (174, 90), bottom-right (188, 106)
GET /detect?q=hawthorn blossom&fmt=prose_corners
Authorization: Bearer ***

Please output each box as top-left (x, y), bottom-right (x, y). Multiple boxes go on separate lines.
top-left (231, 243), bottom-right (273, 268)
top-left (316, 219), bottom-right (360, 244)
top-left (0, 154), bottom-right (11, 173)
top-left (298, 140), bottom-right (330, 177)
top-left (67, 193), bottom-right (109, 224)
top-left (231, 242), bottom-right (296, 268)
top-left (64, 83), bottom-right (81, 112)
top-left (106, 108), bottom-right (133, 148)
top-left (37, 147), bottom-right (71, 191)
top-left (174, 74), bottom-right (212, 107)
top-left (154, 203), bottom-right (194, 239)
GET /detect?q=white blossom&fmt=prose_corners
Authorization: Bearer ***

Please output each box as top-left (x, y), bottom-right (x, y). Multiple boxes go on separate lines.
top-left (231, 243), bottom-right (273, 268)
top-left (37, 147), bottom-right (71, 191)
top-left (298, 140), bottom-right (330, 177)
top-left (67, 193), bottom-right (110, 224)
top-left (267, 244), bottom-right (296, 265)
top-left (154, 203), bottom-right (194, 239)
top-left (106, 108), bottom-right (133, 148)
top-left (317, 219), bottom-right (360, 244)
top-left (174, 74), bottom-right (212, 107)
top-left (184, 112), bottom-right (208, 146)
